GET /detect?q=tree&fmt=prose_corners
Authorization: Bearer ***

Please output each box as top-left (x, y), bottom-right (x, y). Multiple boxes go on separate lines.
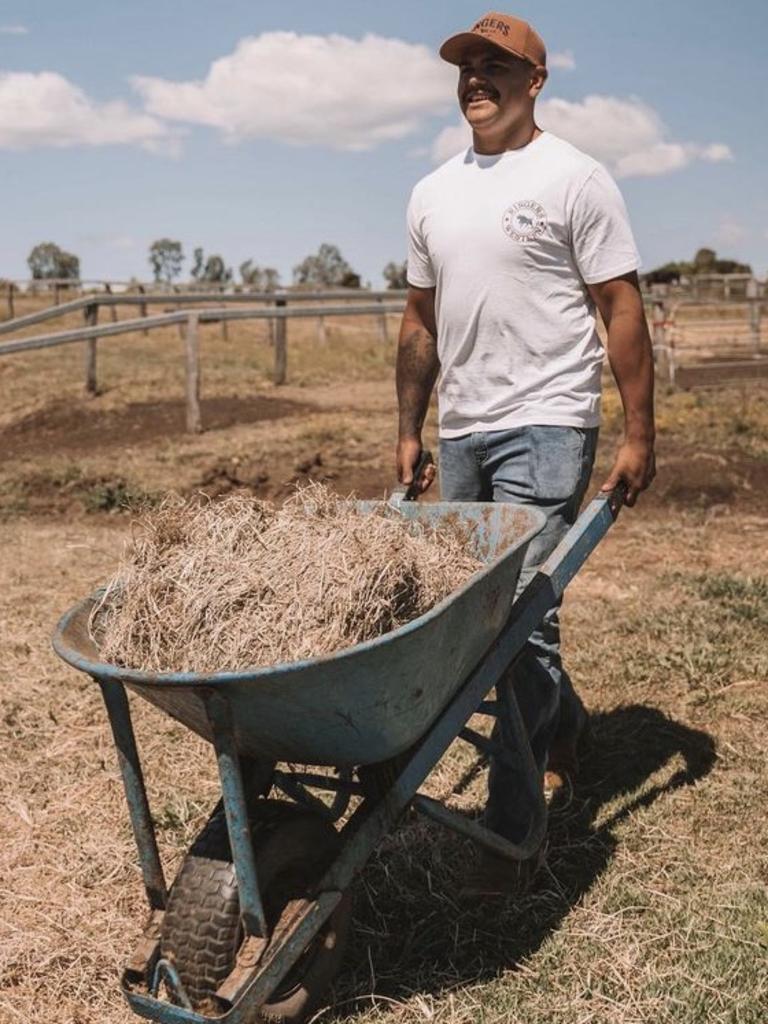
top-left (201, 254), bottom-right (232, 285)
top-left (711, 257), bottom-right (751, 275)
top-left (383, 260), bottom-right (408, 290)
top-left (293, 243), bottom-right (360, 288)
top-left (190, 247), bottom-right (204, 281)
top-left (693, 247), bottom-right (717, 275)
top-left (643, 260), bottom-right (691, 286)
top-left (27, 242), bottom-right (80, 281)
top-left (644, 247), bottom-right (752, 286)
top-left (149, 238), bottom-right (184, 284)
top-left (240, 260), bottom-right (281, 291)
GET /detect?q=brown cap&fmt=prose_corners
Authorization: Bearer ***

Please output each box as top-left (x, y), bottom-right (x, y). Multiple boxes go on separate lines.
top-left (439, 12), bottom-right (546, 68)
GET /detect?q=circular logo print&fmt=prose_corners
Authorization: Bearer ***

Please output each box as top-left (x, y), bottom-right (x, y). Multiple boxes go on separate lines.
top-left (502, 200), bottom-right (548, 243)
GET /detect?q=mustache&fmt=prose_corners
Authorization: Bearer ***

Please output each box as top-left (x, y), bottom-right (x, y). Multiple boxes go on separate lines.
top-left (462, 84), bottom-right (500, 103)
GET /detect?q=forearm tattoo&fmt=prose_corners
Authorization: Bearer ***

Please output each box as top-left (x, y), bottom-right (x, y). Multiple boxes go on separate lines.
top-left (396, 326), bottom-right (440, 438)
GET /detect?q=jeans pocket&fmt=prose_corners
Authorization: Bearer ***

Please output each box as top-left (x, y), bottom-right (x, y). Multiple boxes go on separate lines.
top-left (529, 426), bottom-right (586, 501)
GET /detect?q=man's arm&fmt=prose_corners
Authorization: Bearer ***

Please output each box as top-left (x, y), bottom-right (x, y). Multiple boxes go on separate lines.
top-left (588, 271), bottom-right (656, 507)
top-left (396, 285), bottom-right (439, 491)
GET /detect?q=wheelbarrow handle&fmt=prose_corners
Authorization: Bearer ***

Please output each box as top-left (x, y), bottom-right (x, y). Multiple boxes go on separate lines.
top-left (389, 449), bottom-right (435, 507)
top-left (606, 480), bottom-right (629, 518)
top-left (535, 480), bottom-right (627, 599)
top-left (402, 449), bottom-right (434, 502)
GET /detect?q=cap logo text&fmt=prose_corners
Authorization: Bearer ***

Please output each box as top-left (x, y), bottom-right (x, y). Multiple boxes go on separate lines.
top-left (472, 17), bottom-right (510, 36)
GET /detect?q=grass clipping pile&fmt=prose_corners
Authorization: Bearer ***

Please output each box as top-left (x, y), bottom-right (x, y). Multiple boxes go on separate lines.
top-left (90, 485), bottom-right (481, 673)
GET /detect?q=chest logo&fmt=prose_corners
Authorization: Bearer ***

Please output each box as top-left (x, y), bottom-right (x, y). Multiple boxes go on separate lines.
top-left (502, 200), bottom-right (548, 242)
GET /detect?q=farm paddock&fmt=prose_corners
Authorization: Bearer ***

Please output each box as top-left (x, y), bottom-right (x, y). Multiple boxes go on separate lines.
top-left (1, 316), bottom-right (767, 1024)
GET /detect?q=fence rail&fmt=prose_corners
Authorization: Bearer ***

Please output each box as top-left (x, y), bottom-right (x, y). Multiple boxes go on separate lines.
top-left (0, 288), bottom-right (407, 336)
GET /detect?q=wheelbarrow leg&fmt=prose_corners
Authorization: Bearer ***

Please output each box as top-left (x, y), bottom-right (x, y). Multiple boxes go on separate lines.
top-left (205, 691), bottom-right (268, 939)
top-left (98, 679), bottom-right (167, 911)
top-left (411, 685), bottom-right (547, 862)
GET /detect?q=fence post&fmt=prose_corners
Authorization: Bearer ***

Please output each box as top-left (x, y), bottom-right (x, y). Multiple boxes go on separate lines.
top-left (377, 298), bottom-right (389, 344)
top-left (747, 278), bottom-right (761, 354)
top-left (6, 283), bottom-right (14, 320)
top-left (105, 282), bottom-right (118, 323)
top-left (317, 315), bottom-right (327, 345)
top-left (138, 283), bottom-right (148, 335)
top-left (652, 300), bottom-right (670, 383)
top-left (220, 304), bottom-right (229, 341)
top-left (52, 282), bottom-right (60, 308)
top-left (274, 298), bottom-right (287, 385)
top-left (184, 312), bottom-right (203, 433)
top-left (84, 303), bottom-right (99, 395)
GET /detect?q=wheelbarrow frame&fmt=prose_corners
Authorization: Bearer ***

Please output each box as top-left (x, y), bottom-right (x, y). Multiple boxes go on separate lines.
top-left (54, 487), bottom-right (623, 1024)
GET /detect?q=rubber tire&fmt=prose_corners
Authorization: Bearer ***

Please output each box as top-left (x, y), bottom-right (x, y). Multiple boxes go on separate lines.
top-left (160, 800), bottom-right (351, 1023)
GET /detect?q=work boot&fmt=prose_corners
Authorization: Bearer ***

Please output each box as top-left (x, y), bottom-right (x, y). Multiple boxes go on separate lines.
top-left (460, 842), bottom-right (546, 899)
top-left (544, 704), bottom-right (591, 800)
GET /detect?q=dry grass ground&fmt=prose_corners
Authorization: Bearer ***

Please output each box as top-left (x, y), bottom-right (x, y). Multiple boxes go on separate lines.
top-left (1, 307), bottom-right (767, 1023)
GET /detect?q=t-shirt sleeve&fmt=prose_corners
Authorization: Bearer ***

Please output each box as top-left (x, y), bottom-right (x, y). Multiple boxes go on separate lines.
top-left (406, 187), bottom-right (436, 288)
top-left (570, 165), bottom-right (641, 284)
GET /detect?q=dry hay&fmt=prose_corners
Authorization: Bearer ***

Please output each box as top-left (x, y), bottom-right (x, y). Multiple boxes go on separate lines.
top-left (89, 484), bottom-right (481, 673)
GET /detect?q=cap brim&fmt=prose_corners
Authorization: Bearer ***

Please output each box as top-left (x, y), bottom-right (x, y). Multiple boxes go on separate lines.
top-left (438, 31), bottom-right (527, 66)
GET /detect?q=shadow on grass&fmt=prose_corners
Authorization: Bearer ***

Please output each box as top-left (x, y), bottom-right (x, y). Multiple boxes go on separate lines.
top-left (327, 704), bottom-right (716, 1017)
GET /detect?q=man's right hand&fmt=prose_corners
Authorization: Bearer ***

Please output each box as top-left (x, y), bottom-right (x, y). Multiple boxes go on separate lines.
top-left (396, 437), bottom-right (436, 494)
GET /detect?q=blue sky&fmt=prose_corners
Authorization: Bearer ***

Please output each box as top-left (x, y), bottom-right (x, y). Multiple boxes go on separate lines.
top-left (1, 0), bottom-right (766, 285)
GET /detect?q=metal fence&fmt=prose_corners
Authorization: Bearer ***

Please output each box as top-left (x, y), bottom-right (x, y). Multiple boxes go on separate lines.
top-left (650, 296), bottom-right (767, 388)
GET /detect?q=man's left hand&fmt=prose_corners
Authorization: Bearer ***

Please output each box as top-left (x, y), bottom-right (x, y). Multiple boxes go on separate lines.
top-left (601, 439), bottom-right (656, 507)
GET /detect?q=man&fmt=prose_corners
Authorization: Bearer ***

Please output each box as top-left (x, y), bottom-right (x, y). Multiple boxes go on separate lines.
top-left (396, 12), bottom-right (655, 893)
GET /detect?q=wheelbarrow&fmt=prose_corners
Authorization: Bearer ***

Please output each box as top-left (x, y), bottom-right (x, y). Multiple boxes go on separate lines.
top-left (52, 486), bottom-right (624, 1023)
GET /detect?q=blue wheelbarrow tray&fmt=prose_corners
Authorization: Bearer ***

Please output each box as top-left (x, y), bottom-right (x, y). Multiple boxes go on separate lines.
top-left (53, 501), bottom-right (546, 768)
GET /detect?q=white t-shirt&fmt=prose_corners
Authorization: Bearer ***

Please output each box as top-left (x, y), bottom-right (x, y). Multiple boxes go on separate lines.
top-left (406, 131), bottom-right (640, 438)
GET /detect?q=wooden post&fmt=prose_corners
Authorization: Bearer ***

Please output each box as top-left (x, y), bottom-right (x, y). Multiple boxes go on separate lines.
top-left (377, 298), bottom-right (389, 344)
top-left (652, 300), bottom-right (670, 383)
top-left (84, 303), bottom-right (99, 395)
top-left (274, 298), bottom-right (287, 385)
top-left (220, 305), bottom-right (229, 341)
top-left (6, 283), bottom-right (14, 320)
top-left (184, 313), bottom-right (203, 433)
top-left (747, 279), bottom-right (761, 354)
top-left (52, 282), bottom-right (60, 307)
top-left (105, 282), bottom-right (118, 322)
top-left (174, 285), bottom-right (185, 339)
top-left (138, 283), bottom-right (148, 335)
top-left (316, 316), bottom-right (327, 344)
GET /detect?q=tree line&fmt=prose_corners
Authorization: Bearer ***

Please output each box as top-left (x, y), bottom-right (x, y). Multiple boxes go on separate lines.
top-left (25, 240), bottom-right (409, 291)
top-left (644, 247), bottom-right (751, 285)
top-left (26, 240), bottom-right (752, 292)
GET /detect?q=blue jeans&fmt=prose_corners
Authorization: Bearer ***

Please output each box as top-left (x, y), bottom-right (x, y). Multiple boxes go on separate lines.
top-left (439, 425), bottom-right (598, 843)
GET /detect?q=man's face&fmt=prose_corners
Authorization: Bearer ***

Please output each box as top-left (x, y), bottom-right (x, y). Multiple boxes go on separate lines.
top-left (457, 43), bottom-right (543, 132)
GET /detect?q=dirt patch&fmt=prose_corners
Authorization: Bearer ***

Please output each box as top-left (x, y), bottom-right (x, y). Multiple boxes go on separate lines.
top-left (651, 446), bottom-right (768, 511)
top-left (0, 469), bottom-right (152, 519)
top-left (0, 393), bottom-right (317, 462)
top-left (195, 449), bottom-right (393, 502)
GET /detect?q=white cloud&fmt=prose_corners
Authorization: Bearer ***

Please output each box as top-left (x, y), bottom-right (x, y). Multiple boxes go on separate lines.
top-left (133, 31), bottom-right (455, 150)
top-left (80, 233), bottom-right (138, 251)
top-left (715, 217), bottom-right (749, 246)
top-left (0, 71), bottom-right (177, 152)
top-left (701, 143), bottom-right (732, 163)
top-left (549, 50), bottom-right (575, 70)
top-left (431, 94), bottom-right (733, 179)
top-left (431, 121), bottom-right (472, 164)
top-left (0, 24), bottom-right (27, 35)
top-left (539, 95), bottom-right (733, 178)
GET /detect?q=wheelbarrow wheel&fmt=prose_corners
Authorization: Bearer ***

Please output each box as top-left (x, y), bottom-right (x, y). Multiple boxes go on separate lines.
top-left (160, 800), bottom-right (352, 1023)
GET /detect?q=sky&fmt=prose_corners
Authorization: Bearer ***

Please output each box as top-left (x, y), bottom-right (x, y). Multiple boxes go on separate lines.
top-left (1, 0), bottom-right (767, 286)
